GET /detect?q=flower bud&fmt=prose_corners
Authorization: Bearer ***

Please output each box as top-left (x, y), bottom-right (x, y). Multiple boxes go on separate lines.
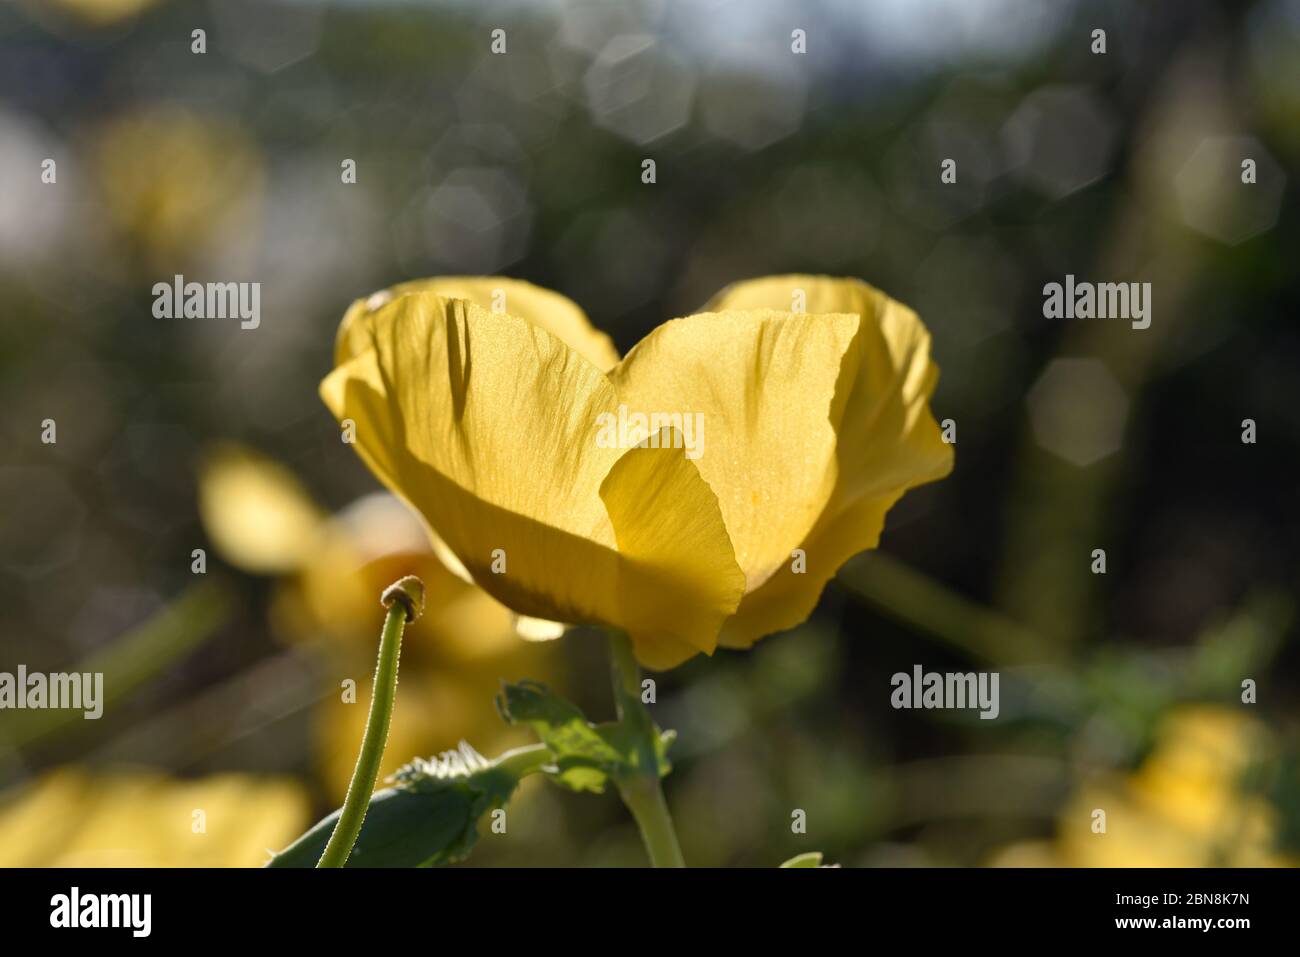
top-left (381, 575), bottom-right (425, 622)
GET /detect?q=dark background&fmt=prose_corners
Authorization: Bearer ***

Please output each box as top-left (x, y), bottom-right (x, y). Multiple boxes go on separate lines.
top-left (1, 0), bottom-right (1297, 867)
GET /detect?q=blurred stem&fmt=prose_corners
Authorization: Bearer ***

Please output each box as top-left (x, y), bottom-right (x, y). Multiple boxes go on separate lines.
top-left (837, 553), bottom-right (1047, 665)
top-left (607, 632), bottom-right (685, 868)
top-left (317, 600), bottom-right (407, 868)
top-left (3, 579), bottom-right (231, 751)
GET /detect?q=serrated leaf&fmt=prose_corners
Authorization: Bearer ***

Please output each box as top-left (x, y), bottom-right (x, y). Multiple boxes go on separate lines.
top-left (266, 743), bottom-right (518, 868)
top-left (497, 680), bottom-right (671, 793)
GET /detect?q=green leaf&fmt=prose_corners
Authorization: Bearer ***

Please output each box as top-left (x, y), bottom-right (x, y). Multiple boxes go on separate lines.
top-left (497, 680), bottom-right (672, 794)
top-left (779, 852), bottom-right (826, 868)
top-left (265, 743), bottom-right (519, 868)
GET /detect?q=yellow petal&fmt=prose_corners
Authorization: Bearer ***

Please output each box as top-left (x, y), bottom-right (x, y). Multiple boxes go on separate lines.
top-left (600, 428), bottom-right (748, 668)
top-left (335, 276), bottom-right (620, 372)
top-left (320, 292), bottom-right (742, 665)
top-left (513, 615), bottom-right (568, 641)
top-left (610, 308), bottom-right (859, 593)
top-left (718, 493), bottom-right (897, 647)
top-left (672, 275), bottom-right (953, 648)
top-left (704, 275), bottom-right (952, 501)
top-left (197, 442), bottom-right (326, 574)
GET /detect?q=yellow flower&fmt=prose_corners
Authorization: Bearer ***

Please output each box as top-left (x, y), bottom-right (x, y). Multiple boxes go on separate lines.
top-left (321, 275), bottom-right (952, 668)
top-left (0, 769), bottom-right (309, 867)
top-left (93, 109), bottom-right (262, 270)
top-left (197, 443), bottom-right (556, 801)
top-left (198, 442), bottom-right (520, 656)
top-left (992, 706), bottom-right (1295, 868)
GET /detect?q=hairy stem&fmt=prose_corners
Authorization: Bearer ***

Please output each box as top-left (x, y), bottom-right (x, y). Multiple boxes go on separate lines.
top-left (317, 601), bottom-right (407, 868)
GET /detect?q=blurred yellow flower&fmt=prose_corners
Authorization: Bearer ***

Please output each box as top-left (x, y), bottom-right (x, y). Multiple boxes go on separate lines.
top-left (93, 108), bottom-right (262, 270)
top-left (992, 706), bottom-right (1294, 868)
top-left (321, 275), bottom-right (952, 668)
top-left (198, 443), bottom-right (326, 575)
top-left (198, 443), bottom-right (555, 802)
top-left (0, 768), bottom-right (308, 867)
top-left (39, 0), bottom-right (161, 28)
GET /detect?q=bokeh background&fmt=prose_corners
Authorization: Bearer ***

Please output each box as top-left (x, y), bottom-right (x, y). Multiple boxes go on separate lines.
top-left (2, 0), bottom-right (1298, 867)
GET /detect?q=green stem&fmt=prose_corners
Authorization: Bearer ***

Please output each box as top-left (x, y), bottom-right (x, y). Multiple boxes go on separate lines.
top-left (607, 632), bottom-right (685, 868)
top-left (837, 553), bottom-right (1047, 665)
top-left (617, 773), bottom-right (686, 868)
top-left (608, 630), bottom-right (644, 709)
top-left (317, 601), bottom-right (407, 868)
